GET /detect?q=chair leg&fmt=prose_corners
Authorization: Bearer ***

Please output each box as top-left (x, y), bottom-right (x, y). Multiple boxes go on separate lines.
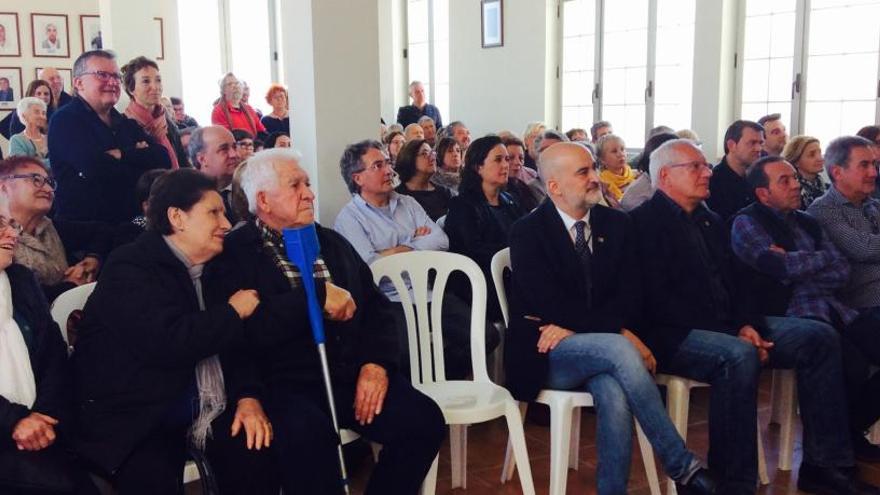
top-left (769, 371), bottom-right (783, 425)
top-left (636, 420), bottom-right (662, 495)
top-left (568, 406), bottom-right (581, 469)
top-left (757, 426), bottom-right (770, 485)
top-left (504, 402), bottom-right (536, 495)
top-left (501, 402), bottom-right (528, 483)
top-left (449, 424), bottom-right (468, 489)
top-left (370, 442), bottom-right (383, 463)
top-left (776, 370), bottom-right (797, 472)
top-left (491, 322), bottom-right (506, 385)
top-left (665, 379), bottom-right (691, 495)
top-left (419, 455), bottom-right (439, 495)
top-left (547, 398), bottom-right (574, 495)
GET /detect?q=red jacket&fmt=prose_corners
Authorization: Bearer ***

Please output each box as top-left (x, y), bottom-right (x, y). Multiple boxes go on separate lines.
top-left (211, 101), bottom-right (266, 136)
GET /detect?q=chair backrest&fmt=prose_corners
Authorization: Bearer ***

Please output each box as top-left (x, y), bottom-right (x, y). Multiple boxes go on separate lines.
top-left (370, 250), bottom-right (489, 385)
top-left (490, 247), bottom-right (511, 327)
top-left (50, 282), bottom-right (96, 346)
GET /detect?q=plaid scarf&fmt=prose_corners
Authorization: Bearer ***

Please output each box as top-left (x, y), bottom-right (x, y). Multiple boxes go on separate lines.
top-left (257, 220), bottom-right (333, 288)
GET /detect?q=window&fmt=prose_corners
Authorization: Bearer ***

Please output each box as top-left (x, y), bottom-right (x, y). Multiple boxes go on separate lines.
top-left (561, 0), bottom-right (696, 146)
top-left (178, 0), bottom-right (223, 126)
top-left (406, 0), bottom-right (449, 122)
top-left (228, 0), bottom-right (273, 116)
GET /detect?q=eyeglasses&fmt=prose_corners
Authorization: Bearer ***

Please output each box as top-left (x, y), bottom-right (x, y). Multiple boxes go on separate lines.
top-left (236, 141), bottom-right (255, 149)
top-left (357, 159), bottom-right (393, 173)
top-left (2, 173), bottom-right (57, 190)
top-left (418, 150), bottom-right (437, 159)
top-left (79, 71), bottom-right (123, 82)
top-left (0, 216), bottom-right (22, 235)
top-left (666, 161), bottom-right (712, 173)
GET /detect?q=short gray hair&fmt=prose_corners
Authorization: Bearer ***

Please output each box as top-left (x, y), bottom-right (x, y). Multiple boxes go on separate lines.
top-left (418, 115), bottom-right (435, 126)
top-left (73, 49), bottom-right (116, 79)
top-left (595, 134), bottom-right (625, 165)
top-left (534, 129), bottom-right (568, 153)
top-left (188, 127), bottom-right (207, 166)
top-left (340, 140), bottom-right (384, 194)
top-left (16, 97), bottom-right (46, 120)
top-left (240, 148), bottom-right (303, 215)
top-left (824, 135), bottom-right (874, 183)
top-left (649, 139), bottom-right (703, 188)
top-left (409, 80), bottom-right (423, 91)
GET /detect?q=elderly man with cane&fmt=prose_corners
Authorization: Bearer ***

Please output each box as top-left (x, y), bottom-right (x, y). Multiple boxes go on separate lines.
top-left (226, 147), bottom-right (445, 494)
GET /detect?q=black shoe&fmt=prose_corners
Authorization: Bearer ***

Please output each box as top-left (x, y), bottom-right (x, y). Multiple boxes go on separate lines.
top-left (676, 468), bottom-right (718, 495)
top-left (798, 463), bottom-right (880, 495)
top-left (854, 435), bottom-right (880, 463)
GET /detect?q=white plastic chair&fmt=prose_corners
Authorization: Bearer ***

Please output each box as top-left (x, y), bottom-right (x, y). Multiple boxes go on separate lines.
top-left (768, 369), bottom-right (798, 471)
top-left (491, 248), bottom-right (661, 495)
top-left (370, 251), bottom-right (535, 495)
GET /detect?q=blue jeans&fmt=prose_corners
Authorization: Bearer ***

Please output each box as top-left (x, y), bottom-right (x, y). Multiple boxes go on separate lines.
top-left (545, 333), bottom-right (699, 495)
top-left (661, 329), bottom-right (760, 493)
top-left (761, 316), bottom-right (853, 468)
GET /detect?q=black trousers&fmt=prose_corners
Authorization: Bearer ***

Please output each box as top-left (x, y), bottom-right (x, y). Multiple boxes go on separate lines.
top-left (110, 408), bottom-right (277, 495)
top-left (837, 309), bottom-right (880, 434)
top-left (0, 437), bottom-right (98, 495)
top-left (265, 373), bottom-right (445, 495)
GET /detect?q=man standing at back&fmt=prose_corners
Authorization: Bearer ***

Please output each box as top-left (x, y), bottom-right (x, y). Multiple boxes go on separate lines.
top-left (396, 81), bottom-right (443, 129)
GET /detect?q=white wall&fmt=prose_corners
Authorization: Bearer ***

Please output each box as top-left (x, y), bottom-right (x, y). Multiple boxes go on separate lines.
top-left (448, 0), bottom-right (553, 137)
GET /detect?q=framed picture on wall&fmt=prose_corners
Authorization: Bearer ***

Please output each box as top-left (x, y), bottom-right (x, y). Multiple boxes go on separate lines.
top-left (0, 67), bottom-right (22, 110)
top-left (0, 13), bottom-right (22, 57)
top-left (153, 17), bottom-right (165, 60)
top-left (31, 13), bottom-right (70, 58)
top-left (80, 15), bottom-right (102, 53)
top-left (34, 67), bottom-right (72, 92)
top-left (481, 0), bottom-right (503, 48)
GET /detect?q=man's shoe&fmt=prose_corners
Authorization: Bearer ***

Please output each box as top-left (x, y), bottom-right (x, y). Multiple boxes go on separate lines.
top-left (798, 463), bottom-right (880, 495)
top-left (676, 468), bottom-right (718, 495)
top-left (854, 435), bottom-right (880, 463)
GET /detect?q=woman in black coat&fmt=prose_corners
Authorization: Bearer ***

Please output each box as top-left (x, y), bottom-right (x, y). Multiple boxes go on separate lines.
top-left (71, 169), bottom-right (276, 494)
top-left (444, 135), bottom-right (525, 321)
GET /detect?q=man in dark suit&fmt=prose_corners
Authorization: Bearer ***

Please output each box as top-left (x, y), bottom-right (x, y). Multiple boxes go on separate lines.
top-left (506, 142), bottom-right (716, 495)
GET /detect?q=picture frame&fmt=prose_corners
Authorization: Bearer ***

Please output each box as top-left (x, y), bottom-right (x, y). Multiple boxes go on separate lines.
top-left (0, 13), bottom-right (22, 57)
top-left (34, 67), bottom-right (72, 93)
top-left (79, 15), bottom-right (102, 53)
top-left (0, 67), bottom-right (22, 111)
top-left (481, 0), bottom-right (503, 48)
top-left (31, 13), bottom-right (70, 58)
top-left (153, 17), bottom-right (165, 60)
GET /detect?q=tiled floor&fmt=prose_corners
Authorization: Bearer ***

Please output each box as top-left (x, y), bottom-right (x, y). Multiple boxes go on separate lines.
top-left (343, 373), bottom-right (880, 494)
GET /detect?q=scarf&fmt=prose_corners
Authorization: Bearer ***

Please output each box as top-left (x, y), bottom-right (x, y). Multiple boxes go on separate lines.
top-left (163, 237), bottom-right (226, 450)
top-left (599, 164), bottom-right (637, 201)
top-left (13, 217), bottom-right (69, 286)
top-left (125, 100), bottom-right (180, 169)
top-left (0, 271), bottom-right (36, 408)
top-left (257, 220), bottom-right (333, 288)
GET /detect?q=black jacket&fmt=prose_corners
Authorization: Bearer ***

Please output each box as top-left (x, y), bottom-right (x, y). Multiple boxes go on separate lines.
top-left (223, 222), bottom-right (399, 391)
top-left (706, 157), bottom-right (756, 221)
top-left (630, 192), bottom-right (757, 363)
top-left (48, 97), bottom-right (171, 223)
top-left (0, 264), bottom-right (70, 439)
top-left (71, 231), bottom-right (255, 473)
top-left (41, 219), bottom-right (114, 303)
top-left (505, 200), bottom-right (640, 401)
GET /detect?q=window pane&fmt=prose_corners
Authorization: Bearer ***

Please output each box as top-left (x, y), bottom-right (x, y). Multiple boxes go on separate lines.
top-left (229, 0), bottom-right (273, 116)
top-left (562, 0), bottom-right (597, 132)
top-left (740, 0), bottom-right (797, 122)
top-left (654, 0), bottom-right (696, 131)
top-left (602, 0), bottom-right (648, 145)
top-left (178, 0), bottom-right (223, 126)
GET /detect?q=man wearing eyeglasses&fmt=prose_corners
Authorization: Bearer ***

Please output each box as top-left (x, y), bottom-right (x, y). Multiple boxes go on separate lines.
top-left (48, 50), bottom-right (171, 224)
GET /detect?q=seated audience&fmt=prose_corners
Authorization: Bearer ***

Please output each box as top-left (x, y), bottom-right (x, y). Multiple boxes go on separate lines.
top-left (8, 80), bottom-right (54, 137)
top-left (758, 113), bottom-right (788, 156)
top-left (170, 96), bottom-right (198, 129)
top-left (229, 148), bottom-right (445, 493)
top-left (383, 130), bottom-right (405, 166)
top-left (232, 129), bottom-right (256, 159)
top-left (396, 80), bottom-right (443, 129)
top-left (522, 121), bottom-right (546, 170)
top-left (596, 134), bottom-right (638, 201)
top-left (782, 135), bottom-right (827, 209)
top-left (507, 142), bottom-right (716, 495)
top-left (113, 168), bottom-right (167, 248)
top-left (239, 81), bottom-right (262, 119)
top-left (72, 169), bottom-right (276, 494)
top-left (260, 84), bottom-right (289, 135)
top-left (857, 125), bottom-right (880, 146)
top-left (534, 129), bottom-right (568, 155)
top-left (676, 129), bottom-right (701, 143)
top-left (706, 120), bottom-right (763, 220)
top-left (403, 123), bottom-right (424, 142)
top-left (49, 50), bottom-right (171, 224)
top-left (1, 156), bottom-right (111, 302)
top-left (444, 135), bottom-right (526, 321)
top-left (431, 136), bottom-right (462, 194)
top-left (620, 132), bottom-right (678, 212)
top-left (179, 126), bottom-right (196, 150)
top-left (565, 127), bottom-right (588, 142)
top-left (265, 132), bottom-right (291, 149)
top-left (632, 138), bottom-right (879, 494)
top-left (9, 98), bottom-right (49, 168)
top-left (335, 140), bottom-right (495, 377)
top-left (121, 56), bottom-right (188, 169)
top-left (393, 139), bottom-right (453, 220)
top-left (419, 115), bottom-right (437, 147)
top-left (649, 125), bottom-right (675, 138)
top-left (211, 72), bottom-right (266, 139)
top-left (189, 126), bottom-right (241, 224)
top-left (38, 67), bottom-right (73, 110)
top-left (503, 136), bottom-right (544, 212)
top-left (732, 154), bottom-right (880, 463)
top-left (590, 120), bottom-right (613, 143)
top-left (229, 161), bottom-right (252, 226)
top-left (447, 121), bottom-right (472, 152)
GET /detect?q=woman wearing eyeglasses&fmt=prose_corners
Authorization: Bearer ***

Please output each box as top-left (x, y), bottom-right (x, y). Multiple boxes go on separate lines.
top-left (0, 156), bottom-right (111, 303)
top-left (394, 139), bottom-right (453, 221)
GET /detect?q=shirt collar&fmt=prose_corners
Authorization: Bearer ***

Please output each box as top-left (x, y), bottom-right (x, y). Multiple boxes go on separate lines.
top-left (827, 184), bottom-right (880, 209)
top-left (354, 192), bottom-right (400, 214)
top-left (554, 205), bottom-right (591, 233)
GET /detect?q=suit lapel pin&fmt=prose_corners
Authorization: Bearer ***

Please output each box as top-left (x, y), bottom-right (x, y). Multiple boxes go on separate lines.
top-left (597, 236), bottom-right (604, 243)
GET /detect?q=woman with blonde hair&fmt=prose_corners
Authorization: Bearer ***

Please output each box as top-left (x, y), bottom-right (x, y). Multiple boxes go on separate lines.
top-left (782, 135), bottom-right (827, 209)
top-left (596, 134), bottom-right (638, 201)
top-left (211, 72), bottom-right (266, 139)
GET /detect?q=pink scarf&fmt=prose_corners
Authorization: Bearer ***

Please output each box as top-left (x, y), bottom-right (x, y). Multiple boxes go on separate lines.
top-left (125, 100), bottom-right (180, 169)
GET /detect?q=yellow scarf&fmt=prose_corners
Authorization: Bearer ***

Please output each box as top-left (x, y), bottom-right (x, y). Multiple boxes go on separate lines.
top-left (600, 165), bottom-right (636, 201)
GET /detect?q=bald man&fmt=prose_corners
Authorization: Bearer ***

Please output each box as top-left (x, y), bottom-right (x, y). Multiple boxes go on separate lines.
top-left (188, 125), bottom-right (242, 222)
top-left (37, 67), bottom-right (73, 109)
top-left (505, 142), bottom-right (717, 495)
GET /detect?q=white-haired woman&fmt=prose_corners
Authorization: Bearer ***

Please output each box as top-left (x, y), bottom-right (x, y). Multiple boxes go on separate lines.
top-left (8, 97), bottom-right (49, 167)
top-left (211, 73), bottom-right (266, 139)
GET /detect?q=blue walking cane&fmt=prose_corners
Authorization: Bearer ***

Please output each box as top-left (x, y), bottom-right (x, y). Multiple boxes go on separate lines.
top-left (283, 224), bottom-right (351, 495)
